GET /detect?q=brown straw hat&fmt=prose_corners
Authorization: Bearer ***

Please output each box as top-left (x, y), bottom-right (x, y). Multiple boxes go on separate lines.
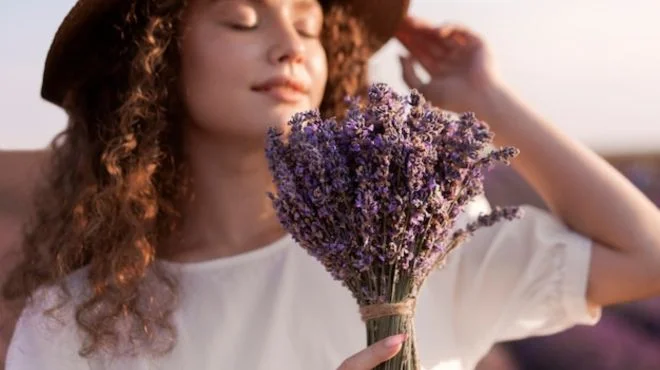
top-left (40, 0), bottom-right (411, 108)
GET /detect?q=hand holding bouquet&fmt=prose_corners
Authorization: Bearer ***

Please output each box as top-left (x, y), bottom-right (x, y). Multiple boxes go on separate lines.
top-left (266, 83), bottom-right (521, 370)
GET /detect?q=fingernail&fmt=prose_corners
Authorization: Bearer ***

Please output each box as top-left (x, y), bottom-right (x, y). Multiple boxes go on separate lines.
top-left (384, 334), bottom-right (407, 348)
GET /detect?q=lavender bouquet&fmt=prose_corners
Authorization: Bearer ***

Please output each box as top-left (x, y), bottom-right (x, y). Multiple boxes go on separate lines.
top-left (265, 83), bottom-right (521, 370)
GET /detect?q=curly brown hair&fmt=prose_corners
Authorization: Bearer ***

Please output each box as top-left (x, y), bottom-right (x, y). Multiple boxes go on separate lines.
top-left (2, 0), bottom-right (372, 359)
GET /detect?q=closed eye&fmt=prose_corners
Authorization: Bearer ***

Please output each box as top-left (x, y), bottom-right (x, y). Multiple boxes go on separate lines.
top-left (297, 29), bottom-right (320, 38)
top-left (295, 20), bottom-right (322, 38)
top-left (229, 23), bottom-right (258, 31)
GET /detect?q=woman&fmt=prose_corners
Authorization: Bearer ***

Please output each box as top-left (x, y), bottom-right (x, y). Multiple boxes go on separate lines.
top-left (2, 0), bottom-right (660, 369)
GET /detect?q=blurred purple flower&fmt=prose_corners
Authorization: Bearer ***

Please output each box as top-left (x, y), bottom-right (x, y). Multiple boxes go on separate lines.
top-left (266, 82), bottom-right (522, 305)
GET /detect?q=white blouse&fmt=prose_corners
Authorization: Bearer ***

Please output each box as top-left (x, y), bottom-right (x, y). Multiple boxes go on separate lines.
top-left (6, 197), bottom-right (601, 370)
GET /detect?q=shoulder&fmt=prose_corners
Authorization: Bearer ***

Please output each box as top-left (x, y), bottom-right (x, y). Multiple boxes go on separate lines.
top-left (429, 201), bottom-right (599, 348)
top-left (15, 268), bottom-right (88, 338)
top-left (5, 267), bottom-right (90, 368)
top-left (14, 266), bottom-right (90, 333)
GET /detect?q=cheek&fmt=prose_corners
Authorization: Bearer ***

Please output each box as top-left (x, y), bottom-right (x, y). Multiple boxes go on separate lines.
top-left (181, 33), bottom-right (247, 94)
top-left (178, 29), bottom-right (255, 125)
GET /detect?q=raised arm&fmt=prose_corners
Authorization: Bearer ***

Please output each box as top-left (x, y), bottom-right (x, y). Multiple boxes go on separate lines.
top-left (395, 17), bottom-right (660, 307)
top-left (462, 83), bottom-right (660, 306)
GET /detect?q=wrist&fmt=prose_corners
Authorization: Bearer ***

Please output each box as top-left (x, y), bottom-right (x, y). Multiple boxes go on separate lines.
top-left (466, 79), bottom-right (537, 146)
top-left (467, 78), bottom-right (516, 121)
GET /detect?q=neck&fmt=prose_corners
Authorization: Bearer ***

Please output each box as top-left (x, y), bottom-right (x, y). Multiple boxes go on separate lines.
top-left (164, 126), bottom-right (286, 262)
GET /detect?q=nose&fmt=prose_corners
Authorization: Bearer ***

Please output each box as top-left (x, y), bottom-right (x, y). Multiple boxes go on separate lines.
top-left (267, 23), bottom-right (306, 65)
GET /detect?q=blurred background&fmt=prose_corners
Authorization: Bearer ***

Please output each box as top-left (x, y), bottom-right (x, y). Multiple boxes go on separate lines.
top-left (1, 0), bottom-right (659, 369)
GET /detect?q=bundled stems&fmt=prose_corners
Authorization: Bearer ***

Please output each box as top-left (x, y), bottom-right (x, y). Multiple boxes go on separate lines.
top-left (366, 315), bottom-right (419, 370)
top-left (362, 274), bottom-right (421, 370)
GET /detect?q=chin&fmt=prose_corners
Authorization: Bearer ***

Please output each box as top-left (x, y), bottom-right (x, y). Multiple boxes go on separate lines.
top-left (220, 115), bottom-right (291, 141)
top-left (259, 105), bottom-right (311, 130)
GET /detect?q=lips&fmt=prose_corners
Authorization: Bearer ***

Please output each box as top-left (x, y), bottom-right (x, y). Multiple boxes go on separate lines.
top-left (252, 76), bottom-right (309, 103)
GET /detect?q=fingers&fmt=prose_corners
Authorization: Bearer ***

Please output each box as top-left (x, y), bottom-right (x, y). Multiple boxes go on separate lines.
top-left (337, 334), bottom-right (407, 370)
top-left (396, 21), bottom-right (442, 57)
top-left (397, 22), bottom-right (481, 76)
top-left (399, 19), bottom-right (481, 53)
top-left (399, 55), bottom-right (424, 90)
top-left (397, 17), bottom-right (458, 45)
top-left (397, 34), bottom-right (445, 76)
top-left (396, 16), bottom-right (439, 40)
top-left (439, 25), bottom-right (483, 50)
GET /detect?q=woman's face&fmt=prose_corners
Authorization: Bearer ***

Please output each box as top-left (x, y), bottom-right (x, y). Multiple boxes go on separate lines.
top-left (179, 0), bottom-right (327, 139)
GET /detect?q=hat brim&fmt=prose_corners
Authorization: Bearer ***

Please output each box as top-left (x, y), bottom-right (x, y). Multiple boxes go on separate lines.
top-left (41, 0), bottom-right (410, 107)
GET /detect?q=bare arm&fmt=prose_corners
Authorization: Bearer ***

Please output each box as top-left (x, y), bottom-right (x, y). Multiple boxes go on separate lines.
top-left (395, 18), bottom-right (660, 308)
top-left (475, 83), bottom-right (660, 307)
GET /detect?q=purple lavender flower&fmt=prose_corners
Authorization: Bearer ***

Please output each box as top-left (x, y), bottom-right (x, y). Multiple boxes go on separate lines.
top-left (266, 82), bottom-right (521, 305)
top-left (266, 83), bottom-right (522, 370)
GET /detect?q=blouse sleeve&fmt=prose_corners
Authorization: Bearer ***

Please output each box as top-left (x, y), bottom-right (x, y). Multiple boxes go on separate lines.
top-left (439, 204), bottom-right (602, 351)
top-left (5, 287), bottom-right (90, 370)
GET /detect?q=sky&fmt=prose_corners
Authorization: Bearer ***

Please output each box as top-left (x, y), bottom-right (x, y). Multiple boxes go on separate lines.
top-left (1, 0), bottom-right (659, 154)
